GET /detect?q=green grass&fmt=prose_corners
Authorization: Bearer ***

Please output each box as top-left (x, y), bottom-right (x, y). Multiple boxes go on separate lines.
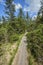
top-left (8, 34), bottom-right (24, 65)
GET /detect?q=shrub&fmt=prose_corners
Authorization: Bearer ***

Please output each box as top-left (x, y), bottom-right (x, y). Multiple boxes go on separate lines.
top-left (9, 34), bottom-right (19, 43)
top-left (27, 26), bottom-right (43, 64)
top-left (0, 27), bottom-right (5, 43)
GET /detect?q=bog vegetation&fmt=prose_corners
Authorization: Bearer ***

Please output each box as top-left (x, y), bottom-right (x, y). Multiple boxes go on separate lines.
top-left (0, 0), bottom-right (43, 65)
top-left (0, 0), bottom-right (27, 65)
top-left (27, 0), bottom-right (43, 65)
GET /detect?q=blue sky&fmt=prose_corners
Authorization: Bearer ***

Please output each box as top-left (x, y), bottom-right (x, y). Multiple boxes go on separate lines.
top-left (0, 0), bottom-right (41, 18)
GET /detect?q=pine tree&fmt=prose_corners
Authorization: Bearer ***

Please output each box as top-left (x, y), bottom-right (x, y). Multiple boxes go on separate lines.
top-left (26, 11), bottom-right (31, 24)
top-left (2, 16), bottom-right (5, 23)
top-left (26, 11), bottom-right (29, 20)
top-left (18, 8), bottom-right (24, 18)
top-left (4, 0), bottom-right (15, 21)
top-left (41, 0), bottom-right (43, 16)
top-left (38, 0), bottom-right (43, 23)
top-left (39, 0), bottom-right (43, 16)
top-left (0, 17), bottom-right (1, 23)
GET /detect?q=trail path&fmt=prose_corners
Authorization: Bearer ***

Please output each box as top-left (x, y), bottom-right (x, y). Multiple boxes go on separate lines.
top-left (12, 33), bottom-right (28, 65)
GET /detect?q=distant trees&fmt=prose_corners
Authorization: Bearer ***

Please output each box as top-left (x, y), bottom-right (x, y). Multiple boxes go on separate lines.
top-left (26, 11), bottom-right (31, 24)
top-left (18, 8), bottom-right (24, 18)
top-left (26, 11), bottom-right (29, 20)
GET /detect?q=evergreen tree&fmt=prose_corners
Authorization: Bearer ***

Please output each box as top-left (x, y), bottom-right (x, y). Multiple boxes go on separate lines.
top-left (38, 0), bottom-right (43, 24)
top-left (39, 0), bottom-right (43, 16)
top-left (2, 16), bottom-right (5, 22)
top-left (0, 17), bottom-right (1, 22)
top-left (4, 0), bottom-right (15, 21)
top-left (26, 11), bottom-right (29, 20)
top-left (40, 0), bottom-right (43, 16)
top-left (18, 8), bottom-right (24, 18)
top-left (26, 11), bottom-right (31, 25)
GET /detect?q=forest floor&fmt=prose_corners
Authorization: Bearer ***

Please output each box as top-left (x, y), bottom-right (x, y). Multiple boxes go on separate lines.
top-left (12, 32), bottom-right (28, 65)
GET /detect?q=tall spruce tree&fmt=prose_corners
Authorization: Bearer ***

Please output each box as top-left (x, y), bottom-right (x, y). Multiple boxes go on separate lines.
top-left (39, 0), bottom-right (43, 16)
top-left (2, 0), bottom-right (16, 43)
top-left (26, 11), bottom-right (31, 24)
top-left (40, 0), bottom-right (43, 16)
top-left (38, 0), bottom-right (43, 23)
top-left (4, 0), bottom-right (15, 21)
top-left (18, 8), bottom-right (24, 18)
top-left (26, 11), bottom-right (29, 20)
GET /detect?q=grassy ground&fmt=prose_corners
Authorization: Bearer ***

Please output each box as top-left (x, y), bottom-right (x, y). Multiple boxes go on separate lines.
top-left (0, 34), bottom-right (23, 65)
top-left (8, 34), bottom-right (24, 65)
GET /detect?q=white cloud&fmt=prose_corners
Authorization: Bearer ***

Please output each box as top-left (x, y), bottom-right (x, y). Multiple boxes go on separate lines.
top-left (15, 3), bottom-right (22, 10)
top-left (32, 15), bottom-right (37, 20)
top-left (24, 7), bottom-right (30, 12)
top-left (25, 0), bottom-right (41, 13)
